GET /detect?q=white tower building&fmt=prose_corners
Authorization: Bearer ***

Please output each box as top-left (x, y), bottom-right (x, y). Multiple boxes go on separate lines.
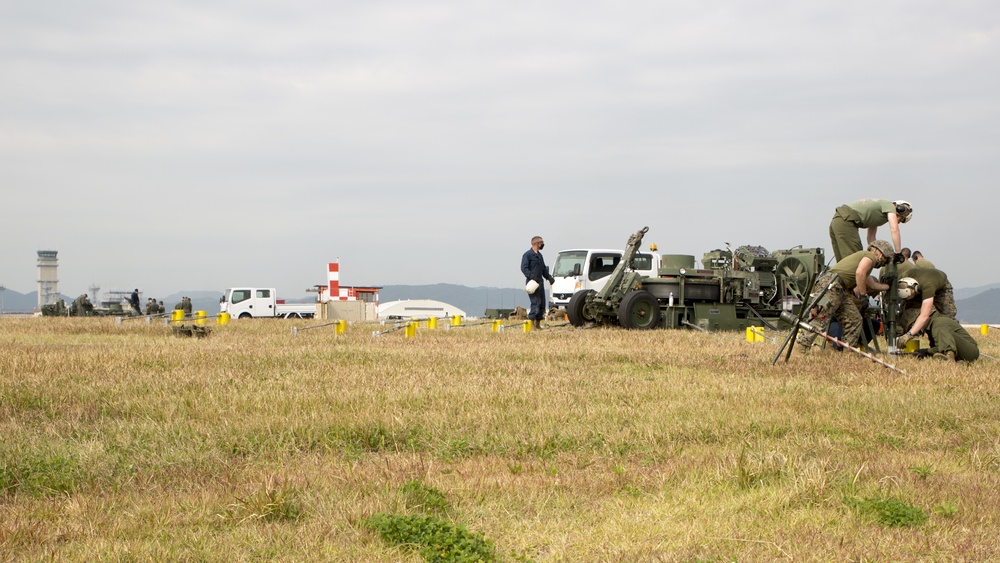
top-left (37, 250), bottom-right (59, 311)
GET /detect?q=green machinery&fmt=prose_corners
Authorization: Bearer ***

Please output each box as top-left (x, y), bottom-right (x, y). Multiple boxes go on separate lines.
top-left (566, 226), bottom-right (825, 331)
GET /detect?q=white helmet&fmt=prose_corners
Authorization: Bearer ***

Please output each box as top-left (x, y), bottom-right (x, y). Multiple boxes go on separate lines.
top-left (893, 200), bottom-right (913, 223)
top-left (897, 277), bottom-right (920, 300)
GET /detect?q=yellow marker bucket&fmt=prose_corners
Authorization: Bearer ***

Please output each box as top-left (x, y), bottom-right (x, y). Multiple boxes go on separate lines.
top-left (523, 320), bottom-right (532, 333)
top-left (428, 317), bottom-right (437, 330)
top-left (336, 319), bottom-right (347, 334)
top-left (451, 315), bottom-right (462, 327)
top-left (171, 309), bottom-right (184, 325)
top-left (405, 322), bottom-right (416, 338)
top-left (982, 324), bottom-right (989, 335)
top-left (904, 339), bottom-right (919, 353)
top-left (218, 312), bottom-right (230, 325)
top-left (745, 327), bottom-right (756, 343)
top-left (492, 320), bottom-right (502, 332)
top-left (195, 310), bottom-right (207, 325)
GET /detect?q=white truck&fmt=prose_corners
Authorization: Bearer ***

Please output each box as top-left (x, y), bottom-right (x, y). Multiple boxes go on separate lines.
top-left (549, 247), bottom-right (662, 310)
top-left (219, 288), bottom-right (316, 319)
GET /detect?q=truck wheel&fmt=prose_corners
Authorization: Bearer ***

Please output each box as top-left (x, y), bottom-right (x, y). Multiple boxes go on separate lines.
top-left (618, 290), bottom-right (660, 330)
top-left (239, 313), bottom-right (252, 319)
top-left (567, 290), bottom-right (596, 327)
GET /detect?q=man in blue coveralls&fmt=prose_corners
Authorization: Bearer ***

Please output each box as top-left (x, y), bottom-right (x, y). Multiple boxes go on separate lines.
top-left (520, 235), bottom-right (555, 330)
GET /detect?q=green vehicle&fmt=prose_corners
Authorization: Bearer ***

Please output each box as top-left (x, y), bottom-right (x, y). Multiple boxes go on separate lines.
top-left (566, 226), bottom-right (825, 331)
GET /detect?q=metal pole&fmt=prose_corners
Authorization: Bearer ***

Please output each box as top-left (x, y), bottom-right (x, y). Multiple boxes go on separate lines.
top-left (784, 312), bottom-right (907, 375)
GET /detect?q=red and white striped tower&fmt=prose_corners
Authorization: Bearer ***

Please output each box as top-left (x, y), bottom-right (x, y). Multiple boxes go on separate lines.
top-left (328, 261), bottom-right (340, 301)
top-left (328, 261), bottom-right (349, 301)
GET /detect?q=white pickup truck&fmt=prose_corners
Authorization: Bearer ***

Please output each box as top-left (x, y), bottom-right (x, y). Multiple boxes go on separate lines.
top-left (549, 248), bottom-right (661, 309)
top-left (219, 288), bottom-right (316, 319)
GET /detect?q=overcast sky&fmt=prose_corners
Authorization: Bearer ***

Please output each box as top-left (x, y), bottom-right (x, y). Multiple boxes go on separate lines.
top-left (2, 1), bottom-right (998, 300)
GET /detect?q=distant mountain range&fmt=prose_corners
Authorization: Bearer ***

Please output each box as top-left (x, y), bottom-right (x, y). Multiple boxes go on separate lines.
top-left (952, 288), bottom-right (1000, 324)
top-left (2, 284), bottom-right (996, 323)
top-left (953, 282), bottom-right (1000, 300)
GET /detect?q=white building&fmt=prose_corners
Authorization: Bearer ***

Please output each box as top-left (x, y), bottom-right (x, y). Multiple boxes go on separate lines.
top-left (377, 299), bottom-right (466, 320)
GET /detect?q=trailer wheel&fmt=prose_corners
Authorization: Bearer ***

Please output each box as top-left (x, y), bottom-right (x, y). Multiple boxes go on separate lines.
top-left (567, 290), bottom-right (597, 327)
top-left (618, 290), bottom-right (660, 330)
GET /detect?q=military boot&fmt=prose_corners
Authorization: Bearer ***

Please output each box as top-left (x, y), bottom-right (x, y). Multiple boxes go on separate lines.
top-left (533, 319), bottom-right (543, 330)
top-left (933, 350), bottom-right (957, 362)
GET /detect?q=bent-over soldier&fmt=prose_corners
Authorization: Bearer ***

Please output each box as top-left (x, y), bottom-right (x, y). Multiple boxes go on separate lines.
top-left (894, 267), bottom-right (958, 344)
top-left (829, 199), bottom-right (912, 262)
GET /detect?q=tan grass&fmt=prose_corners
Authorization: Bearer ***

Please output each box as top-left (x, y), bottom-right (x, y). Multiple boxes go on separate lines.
top-left (1, 317), bottom-right (999, 561)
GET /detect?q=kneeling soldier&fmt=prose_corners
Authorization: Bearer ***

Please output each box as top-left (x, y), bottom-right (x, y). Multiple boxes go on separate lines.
top-left (894, 267), bottom-right (957, 342)
top-left (895, 276), bottom-right (976, 362)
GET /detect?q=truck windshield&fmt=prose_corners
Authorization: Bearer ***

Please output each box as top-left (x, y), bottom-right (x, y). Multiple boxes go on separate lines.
top-left (553, 251), bottom-right (588, 277)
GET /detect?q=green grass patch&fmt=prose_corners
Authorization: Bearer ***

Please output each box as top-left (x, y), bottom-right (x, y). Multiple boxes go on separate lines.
top-left (365, 513), bottom-right (496, 562)
top-left (844, 496), bottom-right (927, 527)
top-left (0, 450), bottom-right (88, 497)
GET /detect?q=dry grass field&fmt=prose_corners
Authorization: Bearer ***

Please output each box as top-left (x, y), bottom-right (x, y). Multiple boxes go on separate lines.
top-left (2, 316), bottom-right (999, 561)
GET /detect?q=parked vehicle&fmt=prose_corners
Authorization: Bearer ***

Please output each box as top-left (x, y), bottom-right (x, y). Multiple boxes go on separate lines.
top-left (566, 227), bottom-right (825, 331)
top-left (219, 288), bottom-right (316, 319)
top-left (550, 247), bottom-right (661, 310)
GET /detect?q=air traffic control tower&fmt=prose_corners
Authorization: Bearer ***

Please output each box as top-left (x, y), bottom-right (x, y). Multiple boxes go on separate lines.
top-left (37, 250), bottom-right (59, 311)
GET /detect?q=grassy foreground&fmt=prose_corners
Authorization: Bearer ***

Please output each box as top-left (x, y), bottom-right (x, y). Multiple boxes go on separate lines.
top-left (1, 316), bottom-right (999, 561)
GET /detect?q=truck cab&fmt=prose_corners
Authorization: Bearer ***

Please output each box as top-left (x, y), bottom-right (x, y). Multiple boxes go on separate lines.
top-left (221, 288), bottom-right (277, 319)
top-left (550, 248), bottom-right (661, 309)
top-left (220, 288), bottom-right (317, 319)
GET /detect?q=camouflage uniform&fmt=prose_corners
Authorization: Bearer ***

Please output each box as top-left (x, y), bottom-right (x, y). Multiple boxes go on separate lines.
top-left (897, 267), bottom-right (957, 335)
top-left (924, 313), bottom-right (979, 362)
top-left (795, 250), bottom-right (875, 350)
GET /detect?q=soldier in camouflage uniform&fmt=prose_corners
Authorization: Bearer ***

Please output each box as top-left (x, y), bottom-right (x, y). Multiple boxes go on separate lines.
top-left (829, 199), bottom-right (912, 262)
top-left (894, 267), bottom-right (958, 343)
top-left (797, 240), bottom-right (893, 353)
